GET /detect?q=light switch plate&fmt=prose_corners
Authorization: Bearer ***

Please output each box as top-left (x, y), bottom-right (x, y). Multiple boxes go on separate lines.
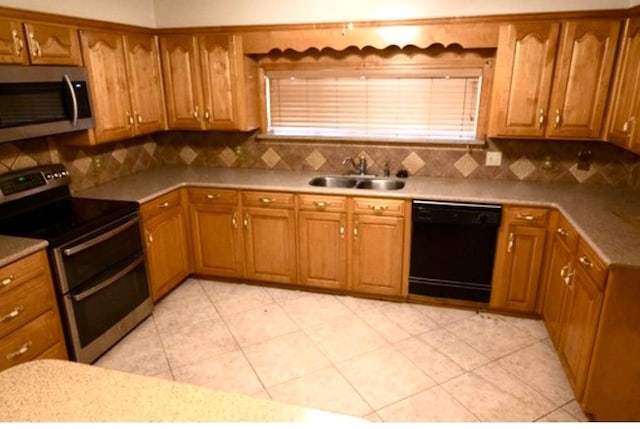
top-left (486, 151), bottom-right (502, 166)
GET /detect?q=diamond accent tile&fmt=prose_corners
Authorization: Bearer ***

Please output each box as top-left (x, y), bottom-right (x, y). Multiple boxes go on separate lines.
top-left (11, 153), bottom-right (38, 170)
top-left (261, 148), bottom-right (282, 168)
top-left (73, 151), bottom-right (91, 175)
top-left (143, 142), bottom-right (157, 156)
top-left (402, 152), bottom-right (426, 175)
top-left (509, 156), bottom-right (536, 180)
top-left (454, 153), bottom-right (479, 177)
top-left (305, 150), bottom-right (327, 171)
top-left (179, 146), bottom-right (198, 165)
top-left (569, 163), bottom-right (595, 183)
top-left (112, 145), bottom-right (127, 164)
top-left (219, 147), bottom-right (238, 167)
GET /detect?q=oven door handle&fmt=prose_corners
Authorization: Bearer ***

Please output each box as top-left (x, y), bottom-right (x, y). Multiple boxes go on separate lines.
top-left (63, 216), bottom-right (139, 257)
top-left (71, 256), bottom-right (144, 302)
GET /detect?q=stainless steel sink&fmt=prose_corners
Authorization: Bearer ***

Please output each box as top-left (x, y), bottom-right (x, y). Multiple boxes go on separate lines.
top-left (308, 176), bottom-right (358, 188)
top-left (356, 178), bottom-right (405, 191)
top-left (308, 176), bottom-right (405, 191)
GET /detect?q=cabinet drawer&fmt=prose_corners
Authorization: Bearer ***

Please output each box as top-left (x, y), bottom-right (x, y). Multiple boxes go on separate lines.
top-left (242, 191), bottom-right (294, 209)
top-left (0, 310), bottom-right (62, 371)
top-left (188, 188), bottom-right (238, 205)
top-left (298, 194), bottom-right (347, 212)
top-left (505, 206), bottom-right (549, 227)
top-left (36, 341), bottom-right (68, 361)
top-left (0, 251), bottom-right (47, 295)
top-left (554, 214), bottom-right (579, 252)
top-left (0, 272), bottom-right (55, 338)
top-left (575, 240), bottom-right (607, 289)
top-left (352, 197), bottom-right (406, 216)
top-left (140, 190), bottom-right (183, 220)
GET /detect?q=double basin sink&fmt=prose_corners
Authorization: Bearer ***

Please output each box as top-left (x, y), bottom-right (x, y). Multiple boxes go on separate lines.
top-left (308, 175), bottom-right (405, 191)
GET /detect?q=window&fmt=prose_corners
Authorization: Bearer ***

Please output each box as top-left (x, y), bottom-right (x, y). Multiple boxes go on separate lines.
top-left (264, 67), bottom-right (483, 143)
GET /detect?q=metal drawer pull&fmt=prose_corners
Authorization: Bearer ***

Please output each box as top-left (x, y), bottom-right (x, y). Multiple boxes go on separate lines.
top-left (207, 194), bottom-right (221, 199)
top-left (313, 201), bottom-right (329, 208)
top-left (158, 201), bottom-right (170, 208)
top-left (579, 256), bottom-right (594, 268)
top-left (258, 197), bottom-right (274, 204)
top-left (564, 271), bottom-right (575, 288)
top-left (537, 108), bottom-right (545, 127)
top-left (136, 113), bottom-right (143, 124)
top-left (193, 106), bottom-right (199, 119)
top-left (72, 256), bottom-right (143, 302)
top-left (554, 109), bottom-right (561, 128)
top-left (232, 212), bottom-right (237, 228)
top-left (556, 227), bottom-right (569, 237)
top-left (1, 275), bottom-right (15, 287)
top-left (368, 205), bottom-right (388, 212)
top-left (516, 214), bottom-right (538, 221)
top-left (204, 109), bottom-right (211, 121)
top-left (243, 214), bottom-right (249, 228)
top-left (6, 341), bottom-right (32, 361)
top-left (353, 222), bottom-right (359, 239)
top-left (126, 112), bottom-right (134, 125)
top-left (507, 232), bottom-right (515, 253)
top-left (339, 224), bottom-right (345, 237)
top-left (63, 217), bottom-right (138, 256)
top-left (0, 305), bottom-right (24, 323)
top-left (560, 264), bottom-right (569, 278)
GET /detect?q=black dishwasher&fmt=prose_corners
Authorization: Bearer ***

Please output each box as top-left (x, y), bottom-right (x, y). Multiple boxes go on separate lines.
top-left (409, 200), bottom-right (502, 303)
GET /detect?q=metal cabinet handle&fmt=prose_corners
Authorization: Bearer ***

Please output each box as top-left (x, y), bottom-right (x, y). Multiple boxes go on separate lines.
top-left (204, 109), bottom-right (211, 121)
top-left (560, 264), bottom-right (569, 278)
top-left (313, 201), bottom-right (329, 208)
top-left (0, 305), bottom-right (24, 323)
top-left (193, 106), bottom-right (200, 119)
top-left (538, 108), bottom-right (545, 128)
top-left (232, 211), bottom-right (237, 228)
top-left (339, 224), bottom-right (345, 238)
top-left (243, 213), bottom-right (248, 228)
top-left (158, 201), bottom-right (170, 208)
top-left (556, 227), bottom-right (569, 237)
top-left (1, 275), bottom-right (15, 288)
top-left (6, 341), bottom-right (32, 361)
top-left (554, 109), bottom-right (561, 128)
top-left (136, 113), bottom-right (143, 124)
top-left (353, 222), bottom-right (359, 239)
top-left (516, 214), bottom-right (538, 221)
top-left (207, 194), bottom-right (220, 199)
top-left (368, 205), bottom-right (388, 213)
top-left (126, 112), bottom-right (134, 126)
top-left (564, 271), bottom-right (575, 288)
top-left (146, 231), bottom-right (153, 245)
top-left (507, 232), bottom-right (514, 253)
top-left (624, 117), bottom-right (636, 136)
top-left (12, 30), bottom-right (23, 56)
top-left (258, 197), bottom-right (274, 204)
top-left (578, 255), bottom-right (594, 268)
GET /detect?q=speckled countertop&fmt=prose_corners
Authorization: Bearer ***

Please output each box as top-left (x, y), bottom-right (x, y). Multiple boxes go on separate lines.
top-left (0, 359), bottom-right (364, 422)
top-left (0, 235), bottom-right (48, 268)
top-left (2, 166), bottom-right (640, 268)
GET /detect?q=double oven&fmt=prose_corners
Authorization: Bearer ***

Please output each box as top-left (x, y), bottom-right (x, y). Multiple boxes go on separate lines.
top-left (0, 165), bottom-right (152, 363)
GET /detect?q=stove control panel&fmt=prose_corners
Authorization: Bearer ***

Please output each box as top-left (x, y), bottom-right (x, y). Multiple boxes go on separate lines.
top-left (0, 164), bottom-right (70, 203)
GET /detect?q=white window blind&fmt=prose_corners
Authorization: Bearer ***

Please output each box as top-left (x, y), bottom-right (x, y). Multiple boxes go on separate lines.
top-left (265, 68), bottom-right (482, 142)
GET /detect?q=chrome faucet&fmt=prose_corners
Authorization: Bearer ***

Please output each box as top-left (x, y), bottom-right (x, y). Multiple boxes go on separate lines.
top-left (343, 156), bottom-right (368, 175)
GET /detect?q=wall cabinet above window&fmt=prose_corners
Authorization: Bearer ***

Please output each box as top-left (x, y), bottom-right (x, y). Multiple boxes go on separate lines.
top-left (488, 19), bottom-right (621, 140)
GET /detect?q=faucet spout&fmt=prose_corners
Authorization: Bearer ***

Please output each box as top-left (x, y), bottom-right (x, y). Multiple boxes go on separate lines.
top-left (343, 156), bottom-right (368, 175)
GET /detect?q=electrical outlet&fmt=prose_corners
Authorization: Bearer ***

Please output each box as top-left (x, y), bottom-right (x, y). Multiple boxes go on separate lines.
top-left (93, 155), bottom-right (102, 170)
top-left (485, 151), bottom-right (502, 166)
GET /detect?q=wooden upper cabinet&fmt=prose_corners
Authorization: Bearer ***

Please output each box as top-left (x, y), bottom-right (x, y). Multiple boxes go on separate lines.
top-left (124, 33), bottom-right (167, 135)
top-left (24, 21), bottom-right (82, 65)
top-left (607, 17), bottom-right (640, 154)
top-left (489, 19), bottom-right (621, 140)
top-left (159, 34), bottom-right (203, 130)
top-left (199, 34), bottom-right (237, 129)
top-left (548, 19), bottom-right (621, 139)
top-left (0, 18), bottom-right (81, 65)
top-left (488, 22), bottom-right (559, 137)
top-left (80, 30), bottom-right (135, 143)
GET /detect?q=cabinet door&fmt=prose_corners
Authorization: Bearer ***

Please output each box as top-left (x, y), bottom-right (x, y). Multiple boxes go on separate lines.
top-left (0, 17), bottom-right (27, 64)
top-left (547, 19), bottom-right (621, 139)
top-left (607, 17), bottom-right (640, 152)
top-left (558, 267), bottom-right (604, 400)
top-left (23, 21), bottom-right (82, 65)
top-left (243, 207), bottom-right (297, 284)
top-left (351, 214), bottom-right (404, 297)
top-left (298, 211), bottom-right (348, 290)
top-left (124, 33), bottom-right (166, 135)
top-left (160, 34), bottom-right (203, 130)
top-left (143, 205), bottom-right (191, 301)
top-left (199, 33), bottom-right (237, 129)
top-left (488, 22), bottom-right (559, 137)
top-left (190, 204), bottom-right (243, 278)
top-left (490, 224), bottom-right (547, 313)
top-left (542, 237), bottom-right (573, 346)
top-left (80, 30), bottom-right (135, 143)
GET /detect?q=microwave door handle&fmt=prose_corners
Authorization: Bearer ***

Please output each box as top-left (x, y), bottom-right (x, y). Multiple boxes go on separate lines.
top-left (71, 256), bottom-right (144, 302)
top-left (63, 73), bottom-right (78, 127)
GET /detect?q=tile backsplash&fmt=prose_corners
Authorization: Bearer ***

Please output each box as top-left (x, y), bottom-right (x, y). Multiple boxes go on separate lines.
top-left (1, 130), bottom-right (639, 192)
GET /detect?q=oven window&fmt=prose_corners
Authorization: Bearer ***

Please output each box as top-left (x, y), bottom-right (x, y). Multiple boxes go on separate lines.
top-left (69, 260), bottom-right (149, 348)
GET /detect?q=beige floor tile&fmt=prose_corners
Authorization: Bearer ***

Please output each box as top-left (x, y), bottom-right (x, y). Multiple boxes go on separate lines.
top-left (159, 319), bottom-right (238, 369)
top-left (268, 367), bottom-right (372, 417)
top-left (303, 313), bottom-right (388, 363)
top-left (243, 331), bottom-right (330, 387)
top-left (265, 286), bottom-right (314, 304)
top-left (152, 294), bottom-right (221, 333)
top-left (377, 385), bottom-right (478, 422)
top-left (357, 306), bottom-right (413, 344)
top-left (250, 389), bottom-right (272, 400)
top-left (224, 303), bottom-right (298, 347)
top-left (376, 302), bottom-right (438, 336)
top-left (336, 345), bottom-right (436, 410)
top-left (279, 292), bottom-right (351, 331)
top-left (364, 412), bottom-right (383, 422)
top-left (213, 284), bottom-right (275, 318)
top-left (151, 370), bottom-right (175, 381)
top-left (200, 279), bottom-right (247, 302)
top-left (495, 341), bottom-right (574, 406)
top-left (442, 361), bottom-right (557, 421)
top-left (161, 278), bottom-right (207, 302)
top-left (418, 327), bottom-right (490, 371)
top-left (446, 313), bottom-right (538, 360)
top-left (497, 314), bottom-right (550, 340)
top-left (417, 304), bottom-right (478, 327)
top-left (94, 332), bottom-right (170, 376)
top-left (129, 316), bottom-right (159, 339)
top-left (336, 295), bottom-right (387, 313)
top-left (537, 408), bottom-right (580, 422)
top-left (394, 337), bottom-right (465, 383)
top-left (171, 349), bottom-right (264, 395)
top-left (561, 400), bottom-right (590, 422)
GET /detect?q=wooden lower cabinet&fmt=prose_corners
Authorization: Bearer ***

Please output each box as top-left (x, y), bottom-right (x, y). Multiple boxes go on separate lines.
top-left (542, 231), bottom-right (574, 346)
top-left (140, 190), bottom-right (191, 301)
top-left (490, 206), bottom-right (549, 313)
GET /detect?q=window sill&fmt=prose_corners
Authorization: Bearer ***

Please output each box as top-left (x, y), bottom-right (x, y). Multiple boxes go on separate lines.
top-left (256, 133), bottom-right (486, 148)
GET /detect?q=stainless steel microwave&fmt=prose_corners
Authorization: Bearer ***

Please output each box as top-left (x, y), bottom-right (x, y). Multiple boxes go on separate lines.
top-left (0, 65), bottom-right (95, 143)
